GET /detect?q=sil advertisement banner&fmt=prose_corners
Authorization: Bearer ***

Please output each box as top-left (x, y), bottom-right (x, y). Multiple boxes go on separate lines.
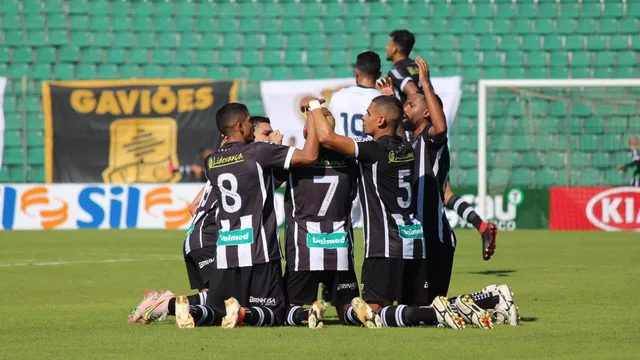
top-left (42, 79), bottom-right (238, 184)
top-left (550, 186), bottom-right (640, 231)
top-left (260, 77), bottom-right (462, 148)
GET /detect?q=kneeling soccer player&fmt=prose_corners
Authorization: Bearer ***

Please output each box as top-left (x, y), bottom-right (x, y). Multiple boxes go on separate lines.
top-left (313, 95), bottom-right (486, 329)
top-left (279, 108), bottom-right (361, 328)
top-left (141, 101), bottom-right (320, 328)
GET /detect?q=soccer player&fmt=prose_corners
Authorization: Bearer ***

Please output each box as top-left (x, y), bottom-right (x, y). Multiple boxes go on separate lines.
top-left (385, 30), bottom-right (421, 104)
top-left (402, 57), bottom-right (518, 326)
top-left (616, 136), bottom-right (639, 187)
top-left (281, 108), bottom-right (360, 328)
top-left (250, 116), bottom-right (276, 142)
top-left (314, 95), bottom-right (474, 329)
top-left (126, 185), bottom-right (217, 325)
top-left (142, 101), bottom-right (321, 328)
top-left (328, 51), bottom-right (382, 232)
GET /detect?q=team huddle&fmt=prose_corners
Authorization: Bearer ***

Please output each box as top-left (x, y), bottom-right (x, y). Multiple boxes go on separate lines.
top-left (126, 30), bottom-right (519, 330)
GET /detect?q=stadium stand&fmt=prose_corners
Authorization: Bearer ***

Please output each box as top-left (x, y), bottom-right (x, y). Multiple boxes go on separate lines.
top-left (0, 0), bottom-right (638, 185)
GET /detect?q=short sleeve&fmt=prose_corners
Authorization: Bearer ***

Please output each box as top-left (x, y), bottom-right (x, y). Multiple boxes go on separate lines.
top-left (421, 124), bottom-right (446, 150)
top-left (355, 139), bottom-right (384, 164)
top-left (388, 66), bottom-right (415, 93)
top-left (252, 142), bottom-right (296, 170)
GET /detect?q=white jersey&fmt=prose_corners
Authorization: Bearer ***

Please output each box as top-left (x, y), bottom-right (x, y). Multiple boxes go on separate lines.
top-left (329, 85), bottom-right (380, 141)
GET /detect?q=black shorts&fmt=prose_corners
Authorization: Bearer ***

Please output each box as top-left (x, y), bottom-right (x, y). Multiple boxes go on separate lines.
top-left (184, 247), bottom-right (217, 291)
top-left (425, 240), bottom-right (455, 303)
top-left (284, 269), bottom-right (359, 307)
top-left (361, 257), bottom-right (430, 306)
top-left (206, 261), bottom-right (286, 325)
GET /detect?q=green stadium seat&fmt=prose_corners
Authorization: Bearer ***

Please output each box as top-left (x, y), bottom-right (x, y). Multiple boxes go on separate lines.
top-left (606, 117), bottom-right (627, 132)
top-left (593, 67), bottom-right (614, 79)
top-left (106, 48), bottom-right (125, 64)
top-left (602, 134), bottom-right (622, 151)
top-left (555, 19), bottom-right (576, 34)
top-left (113, 17), bottom-right (132, 32)
top-left (155, 2), bottom-right (174, 17)
top-left (603, 169), bottom-right (622, 186)
top-left (513, 20), bottom-right (532, 34)
top-left (9, 64), bottom-right (30, 78)
top-left (82, 48), bottom-right (103, 64)
top-left (74, 64), bottom-right (95, 80)
top-left (4, 130), bottom-right (22, 147)
top-left (244, 34), bottom-right (264, 50)
top-left (176, 18), bottom-right (196, 33)
top-left (36, 47), bottom-right (57, 64)
top-left (511, 168), bottom-right (533, 187)
top-left (619, 19), bottom-right (639, 35)
top-left (598, 19), bottom-right (618, 35)
top-left (522, 35), bottom-right (543, 51)
top-left (91, 32), bottom-right (112, 47)
top-left (542, 35), bottom-right (563, 51)
top-left (545, 151), bottom-right (566, 169)
top-left (604, 2), bottom-right (623, 17)
top-left (577, 169), bottom-right (601, 186)
top-left (479, 36), bottom-right (499, 51)
top-left (500, 35), bottom-right (519, 50)
top-left (4, 31), bottom-right (24, 47)
top-left (196, 17), bottom-right (215, 33)
top-left (218, 51), bottom-right (238, 66)
top-left (581, 2), bottom-right (602, 18)
top-left (221, 34), bottom-right (243, 50)
top-left (31, 63), bottom-right (50, 80)
top-left (177, 2), bottom-right (197, 17)
top-left (586, 36), bottom-right (607, 51)
top-left (119, 64), bottom-right (140, 79)
top-left (489, 169), bottom-right (510, 187)
top-left (284, 50), bottom-right (303, 65)
top-left (259, 18), bottom-right (280, 34)
top-left (527, 52), bottom-right (547, 66)
top-left (3, 148), bottom-right (24, 165)
top-left (195, 50), bottom-right (215, 65)
top-left (228, 66), bottom-right (249, 79)
top-left (262, 50), bottom-right (282, 66)
top-left (505, 51), bottom-right (525, 66)
top-left (136, 33), bottom-right (156, 49)
top-left (617, 51), bottom-right (637, 66)
top-left (265, 34), bottom-right (285, 49)
top-left (163, 65), bottom-right (182, 79)
top-left (154, 17), bottom-right (174, 33)
top-left (534, 19), bottom-right (554, 35)
top-left (96, 64), bottom-right (118, 79)
top-left (114, 32), bottom-right (134, 48)
top-left (439, 52), bottom-right (458, 66)
top-left (132, 17), bottom-right (153, 33)
top-left (249, 66), bottom-right (270, 81)
top-left (242, 51), bottom-right (260, 66)
top-left (578, 135), bottom-right (599, 152)
top-left (27, 130), bottom-right (44, 146)
top-left (205, 66), bottom-right (226, 79)
top-left (52, 63), bottom-right (73, 79)
top-left (262, 3), bottom-right (282, 18)
top-left (179, 33), bottom-right (200, 50)
top-left (612, 152), bottom-right (629, 166)
top-left (522, 152), bottom-right (543, 168)
top-left (12, 48), bottom-right (34, 63)
top-left (89, 16), bottom-right (109, 32)
top-left (496, 152), bottom-right (520, 168)
top-left (549, 66), bottom-right (569, 78)
top-left (27, 148), bottom-right (45, 165)
top-left (142, 65), bottom-right (163, 79)
top-left (281, 19), bottom-right (301, 34)
top-left (590, 153), bottom-right (611, 169)
top-left (345, 18), bottom-right (366, 34)
top-left (458, 35), bottom-right (477, 50)
top-left (449, 20), bottom-right (470, 35)
top-left (270, 66), bottom-right (292, 80)
top-left (563, 35), bottom-right (584, 51)
top-left (370, 2), bottom-right (389, 17)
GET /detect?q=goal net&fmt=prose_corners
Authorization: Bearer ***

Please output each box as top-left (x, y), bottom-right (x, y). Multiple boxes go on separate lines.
top-left (469, 79), bottom-right (640, 219)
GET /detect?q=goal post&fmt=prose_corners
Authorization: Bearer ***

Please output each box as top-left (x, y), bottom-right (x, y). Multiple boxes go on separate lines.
top-left (476, 78), bottom-right (640, 219)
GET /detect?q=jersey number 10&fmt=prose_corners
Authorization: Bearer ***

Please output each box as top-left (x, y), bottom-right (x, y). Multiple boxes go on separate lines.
top-left (340, 113), bottom-right (365, 138)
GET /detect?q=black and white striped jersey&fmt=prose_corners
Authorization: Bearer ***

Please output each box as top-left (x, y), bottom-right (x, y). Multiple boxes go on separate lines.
top-left (353, 135), bottom-right (426, 259)
top-left (283, 149), bottom-right (358, 271)
top-left (184, 180), bottom-right (218, 255)
top-left (412, 124), bottom-right (456, 248)
top-left (205, 141), bottom-right (295, 269)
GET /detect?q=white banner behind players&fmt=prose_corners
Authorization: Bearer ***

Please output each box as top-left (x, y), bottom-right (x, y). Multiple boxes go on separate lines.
top-left (0, 77), bottom-right (7, 167)
top-left (260, 77), bottom-right (463, 148)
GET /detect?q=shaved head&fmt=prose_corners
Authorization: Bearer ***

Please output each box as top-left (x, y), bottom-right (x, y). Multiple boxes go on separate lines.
top-left (371, 95), bottom-right (403, 126)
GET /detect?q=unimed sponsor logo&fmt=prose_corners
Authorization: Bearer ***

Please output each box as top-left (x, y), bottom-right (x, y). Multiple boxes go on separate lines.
top-left (217, 228), bottom-right (253, 246)
top-left (585, 187), bottom-right (640, 231)
top-left (306, 232), bottom-right (348, 249)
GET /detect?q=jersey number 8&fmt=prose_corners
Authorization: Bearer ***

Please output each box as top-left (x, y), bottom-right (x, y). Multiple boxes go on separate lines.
top-left (218, 173), bottom-right (242, 213)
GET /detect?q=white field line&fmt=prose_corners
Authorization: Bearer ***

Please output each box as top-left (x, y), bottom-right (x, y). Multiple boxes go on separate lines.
top-left (0, 257), bottom-right (181, 267)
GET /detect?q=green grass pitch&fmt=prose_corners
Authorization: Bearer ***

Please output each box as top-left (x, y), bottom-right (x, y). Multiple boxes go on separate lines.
top-left (1, 229), bottom-right (639, 359)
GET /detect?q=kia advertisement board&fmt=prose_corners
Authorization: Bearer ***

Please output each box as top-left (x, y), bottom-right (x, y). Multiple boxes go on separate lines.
top-left (550, 186), bottom-right (640, 231)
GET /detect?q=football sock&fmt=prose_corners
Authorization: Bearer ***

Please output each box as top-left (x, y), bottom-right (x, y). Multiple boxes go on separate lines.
top-left (285, 306), bottom-right (308, 326)
top-left (446, 195), bottom-right (484, 232)
top-left (245, 306), bottom-right (276, 327)
top-left (168, 292), bottom-right (207, 315)
top-left (190, 305), bottom-right (219, 326)
top-left (471, 291), bottom-right (500, 310)
top-left (380, 305), bottom-right (438, 327)
top-left (343, 306), bottom-right (361, 326)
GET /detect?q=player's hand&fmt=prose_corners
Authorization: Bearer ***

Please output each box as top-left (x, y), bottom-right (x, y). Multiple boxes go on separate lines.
top-left (616, 164), bottom-right (624, 171)
top-left (269, 130), bottom-right (284, 145)
top-left (415, 56), bottom-right (431, 84)
top-left (300, 97), bottom-right (326, 112)
top-left (377, 76), bottom-right (394, 96)
top-left (220, 135), bottom-right (228, 146)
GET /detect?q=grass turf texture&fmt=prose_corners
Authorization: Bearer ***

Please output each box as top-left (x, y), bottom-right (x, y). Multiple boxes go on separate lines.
top-left (1, 230), bottom-right (639, 359)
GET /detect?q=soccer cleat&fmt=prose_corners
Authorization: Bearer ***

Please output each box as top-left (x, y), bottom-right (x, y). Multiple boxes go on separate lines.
top-left (431, 296), bottom-right (466, 329)
top-left (127, 289), bottom-right (158, 323)
top-left (350, 297), bottom-right (382, 328)
top-left (308, 300), bottom-right (327, 329)
top-left (482, 284), bottom-right (520, 326)
top-left (174, 296), bottom-right (195, 329)
top-left (481, 223), bottom-right (498, 260)
top-left (454, 295), bottom-right (493, 329)
top-left (142, 290), bottom-right (175, 324)
top-left (221, 297), bottom-right (246, 329)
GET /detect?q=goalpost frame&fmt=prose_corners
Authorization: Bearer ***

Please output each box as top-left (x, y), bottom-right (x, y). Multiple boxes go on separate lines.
top-left (476, 78), bottom-right (640, 219)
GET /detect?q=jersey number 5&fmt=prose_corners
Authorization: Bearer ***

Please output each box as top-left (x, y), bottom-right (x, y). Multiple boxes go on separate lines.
top-left (397, 169), bottom-right (412, 209)
top-left (313, 175), bottom-right (339, 216)
top-left (218, 173), bottom-right (242, 213)
top-left (340, 113), bottom-right (365, 138)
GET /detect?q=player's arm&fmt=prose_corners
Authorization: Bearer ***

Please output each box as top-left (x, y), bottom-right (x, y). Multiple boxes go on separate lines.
top-left (189, 186), bottom-right (205, 216)
top-left (617, 159), bottom-right (640, 171)
top-left (389, 66), bottom-right (419, 98)
top-left (416, 56), bottom-right (447, 143)
top-left (314, 103), bottom-right (357, 158)
top-left (289, 98), bottom-right (320, 166)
